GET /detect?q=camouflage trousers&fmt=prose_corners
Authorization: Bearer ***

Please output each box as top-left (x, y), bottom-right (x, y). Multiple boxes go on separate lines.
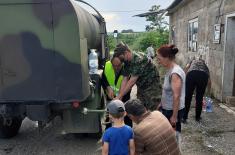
top-left (137, 82), bottom-right (162, 111)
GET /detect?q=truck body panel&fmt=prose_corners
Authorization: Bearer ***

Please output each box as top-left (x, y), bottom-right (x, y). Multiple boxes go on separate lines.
top-left (0, 0), bottom-right (103, 102)
top-left (0, 0), bottom-right (107, 137)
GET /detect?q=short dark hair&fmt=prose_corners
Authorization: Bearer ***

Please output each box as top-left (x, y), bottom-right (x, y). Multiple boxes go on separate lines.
top-left (110, 111), bottom-right (125, 119)
top-left (114, 42), bottom-right (130, 56)
top-left (125, 99), bottom-right (146, 116)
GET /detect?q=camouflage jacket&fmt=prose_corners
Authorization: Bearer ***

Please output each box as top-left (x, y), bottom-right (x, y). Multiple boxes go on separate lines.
top-left (123, 52), bottom-right (160, 89)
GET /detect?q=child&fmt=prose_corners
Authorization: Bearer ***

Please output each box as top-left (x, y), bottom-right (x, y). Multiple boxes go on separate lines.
top-left (102, 100), bottom-right (135, 155)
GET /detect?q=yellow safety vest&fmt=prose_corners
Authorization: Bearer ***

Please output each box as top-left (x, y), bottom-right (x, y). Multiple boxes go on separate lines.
top-left (104, 61), bottom-right (123, 96)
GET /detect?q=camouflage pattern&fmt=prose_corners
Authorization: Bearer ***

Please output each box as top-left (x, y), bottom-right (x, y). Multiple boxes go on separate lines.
top-left (124, 52), bottom-right (162, 111)
top-left (0, 0), bottom-right (105, 102)
top-left (188, 59), bottom-right (210, 76)
top-left (0, 0), bottom-right (107, 134)
top-left (137, 82), bottom-right (162, 111)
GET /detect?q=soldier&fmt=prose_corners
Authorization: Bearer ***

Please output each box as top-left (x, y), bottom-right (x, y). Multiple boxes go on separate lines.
top-left (114, 43), bottom-right (162, 111)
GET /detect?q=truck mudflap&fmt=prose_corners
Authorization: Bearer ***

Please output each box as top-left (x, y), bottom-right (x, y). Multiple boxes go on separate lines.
top-left (61, 109), bottom-right (103, 133)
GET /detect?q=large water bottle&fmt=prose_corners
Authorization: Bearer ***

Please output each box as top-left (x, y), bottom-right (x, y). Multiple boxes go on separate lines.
top-left (89, 49), bottom-right (98, 74)
top-left (206, 98), bottom-right (213, 112)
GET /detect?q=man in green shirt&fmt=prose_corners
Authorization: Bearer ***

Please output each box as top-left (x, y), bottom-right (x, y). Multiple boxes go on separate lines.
top-left (114, 43), bottom-right (162, 111)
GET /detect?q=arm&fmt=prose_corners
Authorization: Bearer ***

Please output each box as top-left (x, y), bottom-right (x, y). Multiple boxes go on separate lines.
top-left (117, 76), bottom-right (138, 100)
top-left (101, 72), bottom-right (114, 99)
top-left (184, 63), bottom-right (191, 73)
top-left (119, 76), bottom-right (128, 95)
top-left (106, 86), bottom-right (114, 99)
top-left (184, 59), bottom-right (193, 73)
top-left (102, 142), bottom-right (109, 155)
top-left (170, 73), bottom-right (182, 127)
top-left (129, 139), bottom-right (135, 155)
top-left (115, 76), bottom-right (128, 100)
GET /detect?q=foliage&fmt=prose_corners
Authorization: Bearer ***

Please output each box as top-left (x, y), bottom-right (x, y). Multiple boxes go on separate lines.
top-left (106, 4), bottom-right (170, 53)
top-left (106, 30), bottom-right (169, 53)
top-left (145, 5), bottom-right (168, 32)
top-left (132, 31), bottom-right (169, 52)
top-left (106, 35), bottom-right (116, 51)
top-left (121, 29), bottom-right (134, 33)
top-left (118, 33), bottom-right (141, 48)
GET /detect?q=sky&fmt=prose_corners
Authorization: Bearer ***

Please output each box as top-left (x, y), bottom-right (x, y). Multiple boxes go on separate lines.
top-left (79, 0), bottom-right (174, 32)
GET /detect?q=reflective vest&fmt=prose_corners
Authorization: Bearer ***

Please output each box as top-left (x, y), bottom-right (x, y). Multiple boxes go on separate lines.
top-left (104, 61), bottom-right (123, 96)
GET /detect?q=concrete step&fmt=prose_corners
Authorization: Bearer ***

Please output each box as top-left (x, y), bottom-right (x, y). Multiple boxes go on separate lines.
top-left (226, 96), bottom-right (235, 106)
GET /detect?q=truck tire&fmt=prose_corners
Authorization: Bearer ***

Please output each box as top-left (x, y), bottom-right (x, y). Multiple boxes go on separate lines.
top-left (0, 116), bottom-right (22, 138)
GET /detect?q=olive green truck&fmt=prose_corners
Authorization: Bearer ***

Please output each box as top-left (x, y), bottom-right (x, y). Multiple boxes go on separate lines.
top-left (0, 0), bottom-right (108, 138)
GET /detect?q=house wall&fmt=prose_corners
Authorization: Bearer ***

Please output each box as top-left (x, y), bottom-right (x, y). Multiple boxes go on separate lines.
top-left (169, 0), bottom-right (235, 100)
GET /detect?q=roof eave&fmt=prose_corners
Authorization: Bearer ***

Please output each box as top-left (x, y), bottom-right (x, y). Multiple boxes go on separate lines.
top-left (166, 0), bottom-right (190, 16)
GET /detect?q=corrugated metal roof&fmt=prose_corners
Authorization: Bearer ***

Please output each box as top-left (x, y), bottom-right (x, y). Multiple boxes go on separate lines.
top-left (133, 0), bottom-right (184, 17)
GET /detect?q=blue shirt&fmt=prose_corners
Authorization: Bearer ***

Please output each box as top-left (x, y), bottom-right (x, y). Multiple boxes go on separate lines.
top-left (102, 125), bottom-right (133, 155)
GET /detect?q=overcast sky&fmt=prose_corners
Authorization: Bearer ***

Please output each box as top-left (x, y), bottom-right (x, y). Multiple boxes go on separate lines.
top-left (79, 0), bottom-right (174, 32)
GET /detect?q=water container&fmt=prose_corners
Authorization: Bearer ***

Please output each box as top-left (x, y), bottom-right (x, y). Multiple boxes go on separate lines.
top-left (89, 49), bottom-right (98, 74)
top-left (206, 98), bottom-right (213, 112)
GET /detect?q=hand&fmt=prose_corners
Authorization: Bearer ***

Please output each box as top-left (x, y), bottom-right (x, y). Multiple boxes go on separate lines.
top-left (147, 56), bottom-right (152, 63)
top-left (170, 115), bottom-right (177, 128)
top-left (106, 86), bottom-right (114, 99)
top-left (114, 95), bottom-right (122, 100)
top-left (156, 102), bottom-right (162, 110)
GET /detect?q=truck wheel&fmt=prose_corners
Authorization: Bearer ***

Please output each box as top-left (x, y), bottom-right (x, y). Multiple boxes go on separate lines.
top-left (0, 117), bottom-right (22, 138)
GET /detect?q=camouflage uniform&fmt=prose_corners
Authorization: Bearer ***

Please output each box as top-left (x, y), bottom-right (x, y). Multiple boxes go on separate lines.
top-left (123, 52), bottom-right (162, 111)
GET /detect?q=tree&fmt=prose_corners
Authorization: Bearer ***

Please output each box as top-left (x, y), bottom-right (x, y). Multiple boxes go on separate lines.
top-left (145, 5), bottom-right (168, 32)
top-left (106, 35), bottom-right (115, 51)
top-left (121, 29), bottom-right (134, 33)
top-left (137, 31), bottom-right (169, 52)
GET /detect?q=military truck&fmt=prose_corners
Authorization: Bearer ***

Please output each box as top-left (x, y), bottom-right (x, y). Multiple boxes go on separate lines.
top-left (0, 0), bottom-right (108, 138)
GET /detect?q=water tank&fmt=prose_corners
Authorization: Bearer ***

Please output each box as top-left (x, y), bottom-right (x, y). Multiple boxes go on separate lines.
top-left (0, 0), bottom-right (106, 102)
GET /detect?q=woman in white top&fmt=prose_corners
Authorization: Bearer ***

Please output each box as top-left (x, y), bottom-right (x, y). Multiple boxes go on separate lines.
top-left (156, 44), bottom-right (185, 138)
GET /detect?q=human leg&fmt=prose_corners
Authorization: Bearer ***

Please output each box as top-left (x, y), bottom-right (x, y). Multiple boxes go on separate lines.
top-left (183, 72), bottom-right (196, 121)
top-left (162, 109), bottom-right (184, 132)
top-left (195, 72), bottom-right (208, 121)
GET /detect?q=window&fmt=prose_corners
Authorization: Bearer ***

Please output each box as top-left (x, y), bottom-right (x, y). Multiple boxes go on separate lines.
top-left (188, 18), bottom-right (198, 52)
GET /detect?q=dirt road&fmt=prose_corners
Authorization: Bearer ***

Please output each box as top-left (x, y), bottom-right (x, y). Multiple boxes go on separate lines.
top-left (0, 117), bottom-right (102, 155)
top-left (0, 86), bottom-right (234, 155)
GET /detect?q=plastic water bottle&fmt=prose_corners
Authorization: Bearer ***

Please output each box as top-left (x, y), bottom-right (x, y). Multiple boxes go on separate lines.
top-left (89, 49), bottom-right (98, 74)
top-left (206, 98), bottom-right (213, 112)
